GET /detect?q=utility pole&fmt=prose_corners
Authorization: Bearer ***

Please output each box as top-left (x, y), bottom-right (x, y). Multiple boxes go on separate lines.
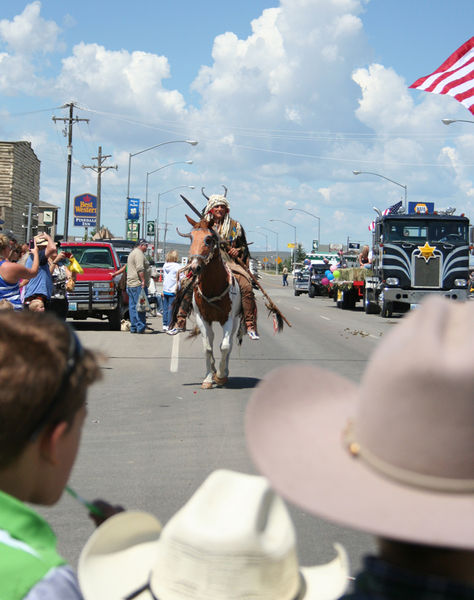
top-left (52, 103), bottom-right (89, 240)
top-left (82, 146), bottom-right (118, 231)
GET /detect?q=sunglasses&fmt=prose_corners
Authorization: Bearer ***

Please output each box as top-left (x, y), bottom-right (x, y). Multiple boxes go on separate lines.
top-left (28, 325), bottom-right (84, 442)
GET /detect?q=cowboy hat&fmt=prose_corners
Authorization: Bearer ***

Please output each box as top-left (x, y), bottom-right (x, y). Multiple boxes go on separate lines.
top-left (246, 297), bottom-right (474, 551)
top-left (78, 469), bottom-right (349, 600)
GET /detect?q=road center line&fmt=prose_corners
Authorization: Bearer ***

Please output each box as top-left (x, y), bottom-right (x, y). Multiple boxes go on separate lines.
top-left (170, 334), bottom-right (180, 372)
top-left (320, 315), bottom-right (330, 321)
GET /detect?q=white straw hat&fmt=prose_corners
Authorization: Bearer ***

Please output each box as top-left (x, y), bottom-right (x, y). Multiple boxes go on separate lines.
top-left (78, 470), bottom-right (349, 600)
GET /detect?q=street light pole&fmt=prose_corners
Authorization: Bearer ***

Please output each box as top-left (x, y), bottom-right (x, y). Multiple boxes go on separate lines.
top-left (258, 226), bottom-right (279, 275)
top-left (145, 161), bottom-right (193, 242)
top-left (163, 201), bottom-right (183, 259)
top-left (269, 218), bottom-right (297, 269)
top-left (352, 170), bottom-right (407, 211)
top-left (156, 186), bottom-right (195, 260)
top-left (442, 118), bottom-right (474, 125)
top-left (288, 208), bottom-right (320, 251)
top-left (126, 139), bottom-right (198, 235)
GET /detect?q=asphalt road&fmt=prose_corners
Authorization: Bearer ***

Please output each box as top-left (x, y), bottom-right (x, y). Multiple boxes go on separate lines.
top-left (37, 272), bottom-right (402, 576)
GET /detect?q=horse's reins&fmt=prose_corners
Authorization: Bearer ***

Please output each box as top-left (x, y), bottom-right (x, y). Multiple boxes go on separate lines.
top-left (189, 228), bottom-right (233, 307)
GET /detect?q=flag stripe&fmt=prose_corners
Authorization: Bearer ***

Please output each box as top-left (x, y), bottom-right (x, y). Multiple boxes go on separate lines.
top-left (409, 37), bottom-right (474, 115)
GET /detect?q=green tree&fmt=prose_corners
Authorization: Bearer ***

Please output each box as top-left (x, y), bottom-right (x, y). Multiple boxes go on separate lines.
top-left (295, 243), bottom-right (306, 263)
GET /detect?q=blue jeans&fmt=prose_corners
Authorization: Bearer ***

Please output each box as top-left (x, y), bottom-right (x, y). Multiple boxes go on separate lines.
top-left (127, 285), bottom-right (147, 333)
top-left (162, 292), bottom-right (175, 327)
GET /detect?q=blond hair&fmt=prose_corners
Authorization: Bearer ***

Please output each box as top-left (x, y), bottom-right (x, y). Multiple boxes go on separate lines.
top-left (166, 250), bottom-right (179, 263)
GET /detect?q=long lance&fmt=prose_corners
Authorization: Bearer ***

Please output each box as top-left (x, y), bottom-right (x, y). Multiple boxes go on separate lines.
top-left (220, 242), bottom-right (291, 331)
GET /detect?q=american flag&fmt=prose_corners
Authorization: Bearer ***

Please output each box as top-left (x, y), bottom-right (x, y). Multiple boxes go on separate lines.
top-left (409, 37), bottom-right (474, 115)
top-left (382, 200), bottom-right (403, 216)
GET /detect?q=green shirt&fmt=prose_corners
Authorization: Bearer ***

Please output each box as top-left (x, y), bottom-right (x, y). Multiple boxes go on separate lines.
top-left (0, 490), bottom-right (66, 599)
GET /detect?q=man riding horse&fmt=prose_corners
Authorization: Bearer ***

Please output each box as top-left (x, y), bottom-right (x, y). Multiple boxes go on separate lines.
top-left (168, 187), bottom-right (260, 340)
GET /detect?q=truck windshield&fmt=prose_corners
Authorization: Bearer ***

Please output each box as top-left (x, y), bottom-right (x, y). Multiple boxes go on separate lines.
top-left (384, 220), bottom-right (468, 244)
top-left (64, 246), bottom-right (115, 268)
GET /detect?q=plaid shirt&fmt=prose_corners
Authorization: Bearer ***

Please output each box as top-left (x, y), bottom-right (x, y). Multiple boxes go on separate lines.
top-left (340, 556), bottom-right (474, 600)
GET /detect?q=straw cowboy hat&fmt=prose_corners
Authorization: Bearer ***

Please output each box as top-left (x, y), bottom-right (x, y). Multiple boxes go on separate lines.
top-left (78, 469), bottom-right (349, 600)
top-left (246, 297), bottom-right (474, 550)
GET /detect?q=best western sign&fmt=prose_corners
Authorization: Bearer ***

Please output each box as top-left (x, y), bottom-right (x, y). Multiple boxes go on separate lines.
top-left (74, 194), bottom-right (97, 227)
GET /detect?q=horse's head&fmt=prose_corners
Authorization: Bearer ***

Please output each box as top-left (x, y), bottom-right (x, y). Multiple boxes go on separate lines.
top-left (177, 214), bottom-right (219, 275)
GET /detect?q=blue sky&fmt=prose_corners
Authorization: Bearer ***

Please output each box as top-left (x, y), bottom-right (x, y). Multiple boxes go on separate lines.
top-left (1, 0), bottom-right (473, 252)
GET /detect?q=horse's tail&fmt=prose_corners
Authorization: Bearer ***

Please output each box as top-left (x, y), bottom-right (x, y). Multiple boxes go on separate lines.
top-left (188, 326), bottom-right (200, 339)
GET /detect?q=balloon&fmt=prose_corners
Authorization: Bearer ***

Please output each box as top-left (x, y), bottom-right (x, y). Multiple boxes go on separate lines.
top-left (321, 277), bottom-right (329, 286)
top-left (330, 265), bottom-right (337, 272)
top-left (304, 258), bottom-right (311, 265)
top-left (327, 272), bottom-right (335, 280)
top-left (333, 270), bottom-right (341, 278)
top-left (325, 270), bottom-right (331, 277)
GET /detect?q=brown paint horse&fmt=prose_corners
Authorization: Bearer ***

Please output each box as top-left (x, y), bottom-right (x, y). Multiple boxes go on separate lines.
top-left (178, 215), bottom-right (242, 389)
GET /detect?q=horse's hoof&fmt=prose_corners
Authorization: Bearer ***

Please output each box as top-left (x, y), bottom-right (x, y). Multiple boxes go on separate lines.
top-left (213, 375), bottom-right (228, 386)
top-left (201, 381), bottom-right (213, 389)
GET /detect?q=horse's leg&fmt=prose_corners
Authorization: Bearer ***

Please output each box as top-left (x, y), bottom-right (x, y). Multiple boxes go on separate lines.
top-left (195, 311), bottom-right (215, 389)
top-left (215, 284), bottom-right (241, 386)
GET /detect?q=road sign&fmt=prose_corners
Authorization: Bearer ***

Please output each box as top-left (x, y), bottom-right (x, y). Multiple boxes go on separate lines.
top-left (287, 242), bottom-right (295, 248)
top-left (147, 221), bottom-right (155, 235)
top-left (127, 198), bottom-right (140, 221)
top-left (312, 239), bottom-right (319, 251)
top-left (74, 193), bottom-right (97, 227)
top-left (126, 219), bottom-right (139, 241)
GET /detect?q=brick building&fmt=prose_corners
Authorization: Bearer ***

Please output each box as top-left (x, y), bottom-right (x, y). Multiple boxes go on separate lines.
top-left (0, 141), bottom-right (40, 242)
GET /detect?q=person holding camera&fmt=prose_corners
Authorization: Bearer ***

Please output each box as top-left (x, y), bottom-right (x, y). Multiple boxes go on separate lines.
top-left (24, 233), bottom-right (57, 311)
top-left (0, 234), bottom-right (40, 310)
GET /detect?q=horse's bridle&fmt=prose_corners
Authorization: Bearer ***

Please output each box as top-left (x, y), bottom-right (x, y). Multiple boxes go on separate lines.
top-left (188, 227), bottom-right (219, 266)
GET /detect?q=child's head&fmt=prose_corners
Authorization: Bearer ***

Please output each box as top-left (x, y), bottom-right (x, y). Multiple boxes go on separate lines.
top-left (0, 311), bottom-right (101, 504)
top-left (166, 250), bottom-right (179, 263)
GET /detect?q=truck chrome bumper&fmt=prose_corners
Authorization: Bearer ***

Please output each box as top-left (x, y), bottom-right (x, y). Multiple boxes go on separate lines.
top-left (383, 288), bottom-right (469, 303)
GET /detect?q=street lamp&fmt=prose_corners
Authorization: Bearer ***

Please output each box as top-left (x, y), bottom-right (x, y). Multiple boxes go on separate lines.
top-left (163, 201), bottom-right (185, 259)
top-left (126, 139), bottom-right (198, 234)
top-left (156, 185), bottom-right (195, 261)
top-left (442, 118), bottom-right (474, 125)
top-left (258, 225), bottom-right (279, 275)
top-left (352, 169), bottom-right (407, 211)
top-left (145, 160), bottom-right (193, 238)
top-left (269, 219), bottom-right (297, 269)
top-left (249, 230), bottom-right (269, 271)
top-left (288, 208), bottom-right (320, 251)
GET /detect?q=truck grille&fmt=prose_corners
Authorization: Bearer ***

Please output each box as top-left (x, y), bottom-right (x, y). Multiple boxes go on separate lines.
top-left (413, 256), bottom-right (441, 287)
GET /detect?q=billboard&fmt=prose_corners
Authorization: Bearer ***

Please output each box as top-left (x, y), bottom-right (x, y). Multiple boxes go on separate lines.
top-left (74, 193), bottom-right (97, 227)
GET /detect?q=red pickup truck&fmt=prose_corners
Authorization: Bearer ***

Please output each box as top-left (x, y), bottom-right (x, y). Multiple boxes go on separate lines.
top-left (61, 241), bottom-right (124, 330)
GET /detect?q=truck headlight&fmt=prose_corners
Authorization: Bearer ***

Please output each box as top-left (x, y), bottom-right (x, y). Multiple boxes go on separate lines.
top-left (454, 279), bottom-right (467, 287)
top-left (385, 277), bottom-right (399, 286)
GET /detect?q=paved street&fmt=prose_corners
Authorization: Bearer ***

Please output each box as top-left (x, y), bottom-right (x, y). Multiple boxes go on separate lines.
top-left (38, 272), bottom-right (403, 575)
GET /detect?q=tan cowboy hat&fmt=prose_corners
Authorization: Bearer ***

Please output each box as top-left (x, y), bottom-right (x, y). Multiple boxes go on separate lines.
top-left (246, 297), bottom-right (474, 550)
top-left (78, 469), bottom-right (350, 600)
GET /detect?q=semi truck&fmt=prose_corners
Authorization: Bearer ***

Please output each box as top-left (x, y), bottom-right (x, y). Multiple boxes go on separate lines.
top-left (332, 207), bottom-right (471, 317)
